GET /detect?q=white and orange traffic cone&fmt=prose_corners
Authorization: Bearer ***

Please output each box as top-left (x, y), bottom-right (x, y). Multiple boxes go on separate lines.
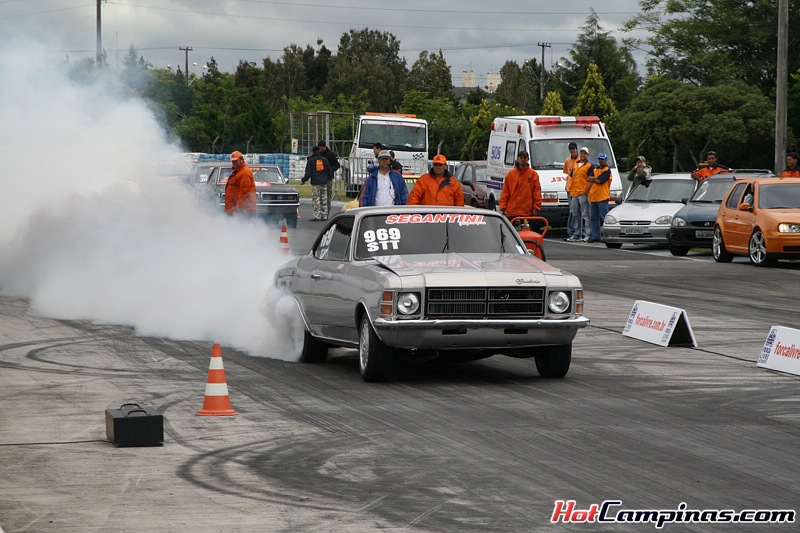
top-left (197, 344), bottom-right (237, 416)
top-left (279, 224), bottom-right (290, 255)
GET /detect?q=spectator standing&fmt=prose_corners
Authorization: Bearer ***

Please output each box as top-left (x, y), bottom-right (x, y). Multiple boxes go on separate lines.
top-left (301, 146), bottom-right (334, 220)
top-left (407, 154), bottom-right (464, 206)
top-left (691, 151), bottom-right (730, 182)
top-left (566, 147), bottom-right (593, 241)
top-left (366, 143), bottom-right (384, 174)
top-left (586, 153), bottom-right (613, 242)
top-left (317, 140), bottom-right (341, 213)
top-left (389, 150), bottom-right (403, 173)
top-left (563, 142), bottom-right (580, 240)
top-left (499, 151), bottom-right (542, 221)
top-left (780, 152), bottom-right (800, 178)
top-left (224, 151), bottom-right (257, 218)
top-left (627, 155), bottom-right (651, 196)
top-left (360, 150), bottom-right (408, 207)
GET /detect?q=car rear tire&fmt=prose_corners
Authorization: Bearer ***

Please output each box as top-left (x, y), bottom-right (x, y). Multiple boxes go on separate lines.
top-left (668, 242), bottom-right (689, 256)
top-left (605, 242), bottom-right (623, 249)
top-left (300, 329), bottom-right (328, 363)
top-left (535, 344), bottom-right (571, 378)
top-left (712, 226), bottom-right (733, 263)
top-left (470, 198), bottom-right (478, 208)
top-left (359, 314), bottom-right (394, 382)
top-left (748, 228), bottom-right (775, 266)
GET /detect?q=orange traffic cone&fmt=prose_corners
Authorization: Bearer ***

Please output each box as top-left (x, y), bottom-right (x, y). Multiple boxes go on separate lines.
top-left (279, 224), bottom-right (290, 254)
top-left (197, 344), bottom-right (237, 416)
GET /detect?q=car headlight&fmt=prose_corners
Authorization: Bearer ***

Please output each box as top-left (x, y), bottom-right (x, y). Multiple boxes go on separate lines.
top-left (604, 214), bottom-right (617, 224)
top-left (672, 217), bottom-right (687, 227)
top-left (654, 215), bottom-right (673, 225)
top-left (548, 291), bottom-right (571, 314)
top-left (396, 292), bottom-right (420, 315)
top-left (778, 223), bottom-right (800, 233)
top-left (542, 191), bottom-right (558, 200)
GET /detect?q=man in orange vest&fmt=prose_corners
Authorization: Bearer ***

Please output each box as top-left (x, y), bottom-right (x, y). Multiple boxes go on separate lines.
top-left (407, 154), bottom-right (464, 206)
top-left (499, 151), bottom-right (542, 222)
top-left (780, 152), bottom-right (800, 178)
top-left (224, 151), bottom-right (257, 218)
top-left (691, 151), bottom-right (730, 182)
top-left (586, 153), bottom-right (612, 242)
top-left (566, 147), bottom-right (592, 241)
top-left (563, 142), bottom-right (580, 240)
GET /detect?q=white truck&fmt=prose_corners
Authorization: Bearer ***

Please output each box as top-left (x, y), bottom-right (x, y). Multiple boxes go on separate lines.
top-left (485, 115), bottom-right (626, 226)
top-left (342, 113), bottom-right (429, 197)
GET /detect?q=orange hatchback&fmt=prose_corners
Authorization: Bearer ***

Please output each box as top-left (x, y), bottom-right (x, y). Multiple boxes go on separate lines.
top-left (713, 177), bottom-right (800, 266)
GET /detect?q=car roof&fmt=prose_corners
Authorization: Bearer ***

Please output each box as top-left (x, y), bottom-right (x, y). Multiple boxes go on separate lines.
top-left (338, 205), bottom-right (500, 219)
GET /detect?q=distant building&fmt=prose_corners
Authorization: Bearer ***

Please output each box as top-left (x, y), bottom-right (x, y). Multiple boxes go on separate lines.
top-left (486, 73), bottom-right (501, 93)
top-left (461, 70), bottom-right (477, 88)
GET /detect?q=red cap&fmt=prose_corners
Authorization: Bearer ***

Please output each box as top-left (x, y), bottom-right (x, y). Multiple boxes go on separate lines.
top-left (230, 151), bottom-right (244, 161)
top-left (432, 154), bottom-right (447, 165)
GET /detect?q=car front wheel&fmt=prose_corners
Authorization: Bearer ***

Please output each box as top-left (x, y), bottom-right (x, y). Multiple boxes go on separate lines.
top-left (748, 228), bottom-right (775, 266)
top-left (668, 242), bottom-right (689, 256)
top-left (534, 344), bottom-right (571, 378)
top-left (712, 226), bottom-right (733, 262)
top-left (605, 242), bottom-right (622, 249)
top-left (359, 314), bottom-right (394, 382)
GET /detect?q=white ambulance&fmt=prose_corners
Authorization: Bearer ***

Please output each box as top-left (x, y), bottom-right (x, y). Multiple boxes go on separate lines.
top-left (486, 115), bottom-right (625, 226)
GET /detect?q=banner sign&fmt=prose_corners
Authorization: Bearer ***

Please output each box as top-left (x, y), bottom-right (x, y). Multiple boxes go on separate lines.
top-left (622, 300), bottom-right (697, 348)
top-left (757, 326), bottom-right (800, 377)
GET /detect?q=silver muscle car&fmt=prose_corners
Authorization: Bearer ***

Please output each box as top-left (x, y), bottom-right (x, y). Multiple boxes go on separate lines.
top-left (274, 206), bottom-right (589, 382)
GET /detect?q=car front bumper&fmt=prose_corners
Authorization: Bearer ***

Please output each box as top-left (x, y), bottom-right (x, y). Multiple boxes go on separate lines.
top-left (603, 225), bottom-right (671, 244)
top-left (373, 316), bottom-right (589, 350)
top-left (668, 227), bottom-right (714, 248)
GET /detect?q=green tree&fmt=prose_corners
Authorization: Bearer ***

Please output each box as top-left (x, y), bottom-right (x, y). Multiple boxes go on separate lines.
top-left (324, 28), bottom-right (407, 113)
top-left (541, 91), bottom-right (566, 116)
top-left (494, 59), bottom-right (540, 113)
top-left (406, 50), bottom-right (453, 100)
top-left (571, 63), bottom-right (617, 118)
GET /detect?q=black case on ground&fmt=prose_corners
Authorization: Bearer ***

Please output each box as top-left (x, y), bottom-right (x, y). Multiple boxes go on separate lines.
top-left (105, 403), bottom-right (164, 447)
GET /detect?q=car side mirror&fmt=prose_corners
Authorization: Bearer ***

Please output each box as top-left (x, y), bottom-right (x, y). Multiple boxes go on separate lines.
top-left (681, 197), bottom-right (689, 204)
top-left (615, 197), bottom-right (623, 205)
top-left (618, 157), bottom-right (629, 173)
top-left (738, 203), bottom-right (751, 211)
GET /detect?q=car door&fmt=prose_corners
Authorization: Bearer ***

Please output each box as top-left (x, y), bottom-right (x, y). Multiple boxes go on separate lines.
top-left (459, 164), bottom-right (475, 205)
top-left (718, 182), bottom-right (747, 252)
top-left (728, 182), bottom-right (757, 251)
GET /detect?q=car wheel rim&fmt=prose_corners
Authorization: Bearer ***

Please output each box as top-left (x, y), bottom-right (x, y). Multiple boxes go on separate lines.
top-left (712, 228), bottom-right (722, 258)
top-left (749, 231), bottom-right (766, 263)
top-left (359, 320), bottom-right (369, 372)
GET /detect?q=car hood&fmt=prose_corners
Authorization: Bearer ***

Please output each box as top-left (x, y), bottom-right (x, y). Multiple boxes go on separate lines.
top-left (370, 253), bottom-right (565, 285)
top-left (254, 181), bottom-right (297, 193)
top-left (674, 202), bottom-right (722, 222)
top-left (608, 201), bottom-right (685, 220)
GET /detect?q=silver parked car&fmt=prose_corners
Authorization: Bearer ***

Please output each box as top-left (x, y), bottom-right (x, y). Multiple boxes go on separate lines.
top-left (603, 173), bottom-right (698, 249)
top-left (274, 206), bottom-right (589, 382)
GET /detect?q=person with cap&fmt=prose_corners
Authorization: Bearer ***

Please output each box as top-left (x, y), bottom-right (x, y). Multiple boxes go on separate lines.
top-left (366, 143), bottom-right (384, 174)
top-left (224, 151), bottom-right (257, 218)
top-left (407, 154), bottom-right (464, 206)
top-left (317, 140), bottom-right (341, 213)
top-left (691, 151), bottom-right (729, 182)
top-left (301, 145), bottom-right (335, 220)
top-left (780, 151), bottom-right (800, 178)
top-left (499, 151), bottom-right (542, 222)
top-left (566, 146), bottom-right (593, 241)
top-left (360, 150), bottom-right (408, 207)
top-left (627, 155), bottom-right (652, 197)
top-left (563, 142), bottom-right (580, 240)
top-left (586, 153), bottom-right (613, 242)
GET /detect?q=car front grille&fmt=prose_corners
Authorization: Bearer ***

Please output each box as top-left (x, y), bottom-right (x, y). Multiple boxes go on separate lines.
top-left (426, 287), bottom-right (545, 318)
top-left (259, 193), bottom-right (298, 204)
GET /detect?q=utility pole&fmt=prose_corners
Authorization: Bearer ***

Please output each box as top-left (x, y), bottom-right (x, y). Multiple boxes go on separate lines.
top-left (537, 42), bottom-right (551, 101)
top-left (96, 0), bottom-right (103, 67)
top-left (179, 46), bottom-right (193, 84)
top-left (775, 0), bottom-right (788, 174)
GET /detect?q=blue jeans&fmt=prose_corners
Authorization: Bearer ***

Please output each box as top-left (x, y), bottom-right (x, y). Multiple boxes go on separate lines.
top-left (590, 200), bottom-right (609, 240)
top-left (567, 196), bottom-right (580, 237)
top-left (576, 194), bottom-right (590, 238)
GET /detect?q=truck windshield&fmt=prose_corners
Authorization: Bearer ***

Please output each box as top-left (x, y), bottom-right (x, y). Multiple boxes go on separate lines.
top-left (528, 139), bottom-right (616, 170)
top-left (358, 123), bottom-right (427, 152)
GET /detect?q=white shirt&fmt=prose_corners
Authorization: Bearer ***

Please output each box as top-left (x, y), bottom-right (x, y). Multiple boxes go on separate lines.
top-left (374, 170), bottom-right (395, 206)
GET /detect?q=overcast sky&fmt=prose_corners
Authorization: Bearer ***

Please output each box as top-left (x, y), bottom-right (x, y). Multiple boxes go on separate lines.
top-left (1, 0), bottom-right (651, 86)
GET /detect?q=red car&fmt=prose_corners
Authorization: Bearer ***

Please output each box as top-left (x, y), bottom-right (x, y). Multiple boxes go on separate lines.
top-left (456, 161), bottom-right (493, 209)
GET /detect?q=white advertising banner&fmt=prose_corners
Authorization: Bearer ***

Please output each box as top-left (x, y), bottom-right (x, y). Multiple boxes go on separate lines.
top-left (622, 300), bottom-right (697, 348)
top-left (757, 326), bottom-right (800, 377)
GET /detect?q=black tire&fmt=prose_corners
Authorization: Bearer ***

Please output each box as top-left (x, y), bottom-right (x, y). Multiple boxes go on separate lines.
top-left (535, 344), bottom-right (572, 378)
top-left (299, 329), bottom-right (328, 363)
top-left (470, 198), bottom-right (479, 208)
top-left (285, 212), bottom-right (298, 229)
top-left (668, 242), bottom-right (689, 256)
top-left (523, 239), bottom-right (546, 261)
top-left (486, 195), bottom-right (497, 212)
top-left (712, 226), bottom-right (733, 263)
top-left (358, 314), bottom-right (394, 382)
top-left (605, 242), bottom-right (623, 249)
top-left (748, 228), bottom-right (776, 266)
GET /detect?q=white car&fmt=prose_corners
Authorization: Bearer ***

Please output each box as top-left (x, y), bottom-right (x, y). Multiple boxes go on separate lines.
top-left (603, 174), bottom-right (698, 249)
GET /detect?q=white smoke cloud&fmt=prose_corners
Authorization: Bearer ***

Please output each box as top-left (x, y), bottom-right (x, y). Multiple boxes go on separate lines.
top-left (0, 37), bottom-right (301, 361)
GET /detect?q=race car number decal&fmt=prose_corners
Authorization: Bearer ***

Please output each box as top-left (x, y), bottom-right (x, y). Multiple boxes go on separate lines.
top-left (363, 228), bottom-right (401, 252)
top-left (384, 213), bottom-right (486, 226)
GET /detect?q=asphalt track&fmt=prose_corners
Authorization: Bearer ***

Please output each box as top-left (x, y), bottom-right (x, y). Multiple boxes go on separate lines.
top-left (1, 202), bottom-right (798, 533)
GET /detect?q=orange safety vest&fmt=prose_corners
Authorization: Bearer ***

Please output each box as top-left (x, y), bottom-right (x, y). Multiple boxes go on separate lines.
top-left (587, 164), bottom-right (612, 202)
top-left (569, 161), bottom-right (592, 197)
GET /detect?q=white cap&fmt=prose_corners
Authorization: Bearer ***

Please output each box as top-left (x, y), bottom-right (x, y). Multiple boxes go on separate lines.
top-left (579, 146), bottom-right (590, 154)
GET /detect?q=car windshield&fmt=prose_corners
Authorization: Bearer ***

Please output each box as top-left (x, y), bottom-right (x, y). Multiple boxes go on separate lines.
top-left (528, 139), bottom-right (615, 170)
top-left (354, 213), bottom-right (523, 259)
top-left (252, 167), bottom-right (285, 184)
top-left (691, 179), bottom-right (733, 203)
top-left (758, 183), bottom-right (800, 208)
top-left (358, 122), bottom-right (427, 152)
top-left (626, 179), bottom-right (696, 203)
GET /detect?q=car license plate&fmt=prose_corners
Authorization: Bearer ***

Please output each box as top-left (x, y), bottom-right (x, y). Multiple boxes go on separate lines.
top-left (695, 230), bottom-right (713, 239)
top-left (621, 227), bottom-right (645, 235)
